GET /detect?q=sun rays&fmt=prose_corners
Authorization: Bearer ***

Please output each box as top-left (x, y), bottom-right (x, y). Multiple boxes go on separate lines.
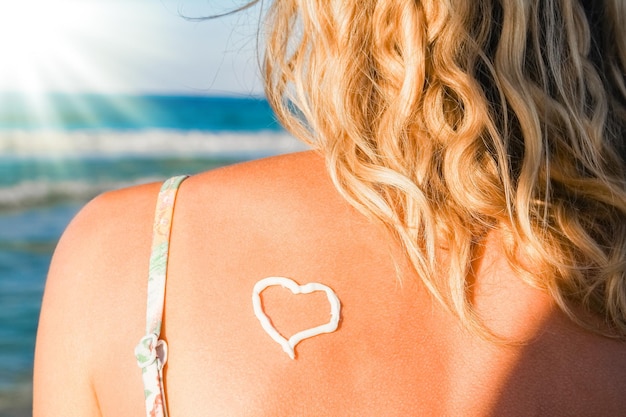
top-left (0, 1), bottom-right (97, 92)
top-left (0, 0), bottom-right (182, 95)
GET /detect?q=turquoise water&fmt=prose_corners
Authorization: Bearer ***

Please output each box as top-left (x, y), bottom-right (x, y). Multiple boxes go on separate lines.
top-left (0, 94), bottom-right (303, 416)
top-left (0, 94), bottom-right (282, 132)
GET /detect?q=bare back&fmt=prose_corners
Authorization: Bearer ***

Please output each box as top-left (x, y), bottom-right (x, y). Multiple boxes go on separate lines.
top-left (34, 151), bottom-right (626, 416)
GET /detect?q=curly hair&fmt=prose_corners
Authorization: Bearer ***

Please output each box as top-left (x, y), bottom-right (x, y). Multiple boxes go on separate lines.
top-left (231, 0), bottom-right (626, 339)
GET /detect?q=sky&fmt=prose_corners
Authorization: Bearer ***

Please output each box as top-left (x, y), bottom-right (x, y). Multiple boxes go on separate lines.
top-left (0, 0), bottom-right (264, 95)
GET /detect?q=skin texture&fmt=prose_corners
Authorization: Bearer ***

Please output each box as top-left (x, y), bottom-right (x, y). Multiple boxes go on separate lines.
top-left (34, 151), bottom-right (626, 416)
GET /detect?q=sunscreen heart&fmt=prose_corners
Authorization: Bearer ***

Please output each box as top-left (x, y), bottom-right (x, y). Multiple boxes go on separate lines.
top-left (252, 277), bottom-right (341, 360)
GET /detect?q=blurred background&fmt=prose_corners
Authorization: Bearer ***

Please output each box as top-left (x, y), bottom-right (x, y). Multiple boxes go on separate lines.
top-left (0, 1), bottom-right (304, 415)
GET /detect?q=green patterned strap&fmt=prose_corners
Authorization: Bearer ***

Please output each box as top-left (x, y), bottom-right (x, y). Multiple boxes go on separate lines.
top-left (135, 175), bottom-right (189, 417)
top-left (145, 175), bottom-right (189, 336)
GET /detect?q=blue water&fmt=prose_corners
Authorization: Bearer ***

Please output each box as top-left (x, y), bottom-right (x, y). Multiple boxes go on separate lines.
top-left (0, 94), bottom-right (282, 132)
top-left (0, 94), bottom-right (303, 416)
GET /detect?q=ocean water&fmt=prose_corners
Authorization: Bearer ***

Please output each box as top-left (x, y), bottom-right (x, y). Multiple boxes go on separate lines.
top-left (0, 94), bottom-right (305, 416)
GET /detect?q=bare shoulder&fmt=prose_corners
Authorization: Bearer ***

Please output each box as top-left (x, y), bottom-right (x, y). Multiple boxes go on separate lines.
top-left (35, 151), bottom-right (349, 416)
top-left (52, 180), bottom-right (162, 266)
top-left (34, 179), bottom-right (165, 416)
top-left (40, 149), bottom-right (330, 325)
top-left (33, 182), bottom-right (160, 416)
top-left (38, 149), bottom-right (331, 339)
top-left (35, 151), bottom-right (626, 416)
top-left (46, 150), bottom-right (328, 282)
top-left (184, 150), bottom-right (333, 210)
top-left (168, 150), bottom-right (356, 259)
top-left (41, 179), bottom-right (165, 321)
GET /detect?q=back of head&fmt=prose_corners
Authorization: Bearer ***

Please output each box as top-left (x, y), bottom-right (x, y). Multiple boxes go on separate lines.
top-left (260, 0), bottom-right (626, 339)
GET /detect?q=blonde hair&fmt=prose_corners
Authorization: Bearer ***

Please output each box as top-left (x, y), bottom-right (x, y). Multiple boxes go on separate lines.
top-left (251, 0), bottom-right (626, 338)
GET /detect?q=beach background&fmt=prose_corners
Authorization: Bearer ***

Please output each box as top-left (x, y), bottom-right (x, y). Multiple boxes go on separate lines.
top-left (0, 1), bottom-right (304, 416)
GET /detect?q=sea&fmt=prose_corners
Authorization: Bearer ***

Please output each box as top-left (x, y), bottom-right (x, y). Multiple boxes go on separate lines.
top-left (0, 93), bottom-right (305, 416)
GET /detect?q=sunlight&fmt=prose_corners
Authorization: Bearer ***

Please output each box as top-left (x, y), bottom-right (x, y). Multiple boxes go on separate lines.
top-left (0, 1), bottom-right (97, 92)
top-left (0, 0), bottom-right (264, 96)
top-left (0, 0), bottom-right (175, 95)
top-left (0, 0), bottom-right (176, 127)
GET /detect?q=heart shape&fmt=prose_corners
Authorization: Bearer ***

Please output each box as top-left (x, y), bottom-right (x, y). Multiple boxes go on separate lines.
top-left (252, 277), bottom-right (341, 360)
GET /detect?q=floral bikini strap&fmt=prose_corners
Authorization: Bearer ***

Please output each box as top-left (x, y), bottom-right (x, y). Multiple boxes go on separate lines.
top-left (134, 175), bottom-right (188, 417)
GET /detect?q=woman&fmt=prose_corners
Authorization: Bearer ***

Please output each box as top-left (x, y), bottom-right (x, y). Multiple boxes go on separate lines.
top-left (35, 0), bottom-right (626, 415)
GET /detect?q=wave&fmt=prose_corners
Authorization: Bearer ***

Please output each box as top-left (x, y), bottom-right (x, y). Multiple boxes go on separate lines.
top-left (0, 380), bottom-right (31, 417)
top-left (0, 177), bottom-right (163, 210)
top-left (0, 129), bottom-right (307, 159)
top-left (0, 238), bottom-right (58, 254)
top-left (0, 129), bottom-right (309, 209)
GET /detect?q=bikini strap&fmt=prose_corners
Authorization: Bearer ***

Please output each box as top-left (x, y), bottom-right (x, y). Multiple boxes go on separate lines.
top-left (134, 175), bottom-right (188, 417)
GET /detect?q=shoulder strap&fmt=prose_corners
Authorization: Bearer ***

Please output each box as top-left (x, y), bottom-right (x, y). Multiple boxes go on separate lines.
top-left (134, 175), bottom-right (188, 417)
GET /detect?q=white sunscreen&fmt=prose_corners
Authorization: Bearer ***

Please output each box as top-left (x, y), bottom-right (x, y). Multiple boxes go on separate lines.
top-left (252, 277), bottom-right (341, 360)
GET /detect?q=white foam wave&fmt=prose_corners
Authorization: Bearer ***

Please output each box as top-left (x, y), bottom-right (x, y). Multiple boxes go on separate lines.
top-left (0, 178), bottom-right (161, 210)
top-left (0, 129), bottom-right (308, 159)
